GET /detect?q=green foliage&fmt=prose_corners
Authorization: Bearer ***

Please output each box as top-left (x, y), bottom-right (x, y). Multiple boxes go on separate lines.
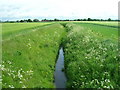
top-left (88, 18), bottom-right (92, 21)
top-left (33, 19), bottom-right (39, 22)
top-left (2, 23), bottom-right (66, 88)
top-left (20, 20), bottom-right (24, 22)
top-left (27, 19), bottom-right (32, 22)
top-left (63, 23), bottom-right (119, 88)
top-left (108, 18), bottom-right (111, 21)
top-left (54, 18), bottom-right (59, 21)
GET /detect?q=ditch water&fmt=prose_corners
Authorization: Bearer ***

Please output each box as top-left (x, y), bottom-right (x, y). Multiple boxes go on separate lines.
top-left (54, 47), bottom-right (67, 88)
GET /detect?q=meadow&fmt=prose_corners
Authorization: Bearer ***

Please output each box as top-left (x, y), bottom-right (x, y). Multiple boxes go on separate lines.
top-left (74, 22), bottom-right (118, 42)
top-left (74, 21), bottom-right (118, 27)
top-left (2, 22), bottom-right (53, 40)
top-left (1, 21), bottom-right (119, 88)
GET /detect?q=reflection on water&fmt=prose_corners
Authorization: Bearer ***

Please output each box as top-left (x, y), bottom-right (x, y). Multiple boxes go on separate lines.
top-left (54, 47), bottom-right (67, 88)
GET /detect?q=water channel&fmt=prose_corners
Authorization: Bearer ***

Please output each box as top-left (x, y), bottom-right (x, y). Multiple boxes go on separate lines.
top-left (54, 47), bottom-right (67, 88)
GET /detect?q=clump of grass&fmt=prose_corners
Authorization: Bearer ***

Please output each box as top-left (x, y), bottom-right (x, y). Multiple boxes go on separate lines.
top-left (63, 23), bottom-right (119, 88)
top-left (61, 68), bottom-right (65, 72)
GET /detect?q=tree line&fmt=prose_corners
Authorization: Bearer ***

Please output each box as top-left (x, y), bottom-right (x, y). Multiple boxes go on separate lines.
top-left (41, 18), bottom-right (119, 21)
top-left (1, 18), bottom-right (119, 23)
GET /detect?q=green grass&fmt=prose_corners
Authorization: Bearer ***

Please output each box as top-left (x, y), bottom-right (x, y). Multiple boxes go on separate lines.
top-left (1, 21), bottom-right (119, 88)
top-left (73, 21), bottom-right (118, 27)
top-left (89, 21), bottom-right (118, 27)
top-left (63, 23), bottom-right (119, 88)
top-left (2, 22), bottom-right (52, 40)
top-left (74, 22), bottom-right (118, 42)
top-left (2, 23), bottom-right (66, 88)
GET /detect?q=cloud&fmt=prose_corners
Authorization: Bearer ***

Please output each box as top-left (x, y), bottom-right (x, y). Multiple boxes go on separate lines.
top-left (0, 0), bottom-right (119, 20)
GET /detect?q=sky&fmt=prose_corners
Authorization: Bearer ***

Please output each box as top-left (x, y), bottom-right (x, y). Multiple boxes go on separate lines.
top-left (0, 0), bottom-right (119, 21)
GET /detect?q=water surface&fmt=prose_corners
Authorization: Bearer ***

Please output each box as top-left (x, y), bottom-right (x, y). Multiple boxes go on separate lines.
top-left (54, 47), bottom-right (67, 88)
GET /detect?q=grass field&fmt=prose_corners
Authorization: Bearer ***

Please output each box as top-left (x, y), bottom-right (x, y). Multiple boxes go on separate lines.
top-left (1, 21), bottom-right (119, 88)
top-left (2, 22), bottom-right (53, 40)
top-left (74, 21), bottom-right (118, 27)
top-left (74, 22), bottom-right (118, 42)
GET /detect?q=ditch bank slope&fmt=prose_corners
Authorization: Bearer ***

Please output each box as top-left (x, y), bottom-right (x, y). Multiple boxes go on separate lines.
top-left (62, 23), bottom-right (119, 88)
top-left (2, 23), bottom-right (66, 88)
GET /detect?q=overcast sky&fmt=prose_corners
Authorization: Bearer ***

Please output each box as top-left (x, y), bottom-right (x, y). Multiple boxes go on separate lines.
top-left (0, 0), bottom-right (119, 21)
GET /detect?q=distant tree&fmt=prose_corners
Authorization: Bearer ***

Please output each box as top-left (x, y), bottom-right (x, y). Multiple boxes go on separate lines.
top-left (16, 20), bottom-right (19, 22)
top-left (20, 20), bottom-right (24, 22)
top-left (77, 19), bottom-right (81, 21)
top-left (54, 18), bottom-right (59, 21)
top-left (42, 19), bottom-right (47, 22)
top-left (73, 19), bottom-right (77, 21)
top-left (96, 19), bottom-right (100, 21)
top-left (48, 19), bottom-right (53, 22)
top-left (108, 18), bottom-right (111, 21)
top-left (27, 19), bottom-right (32, 22)
top-left (44, 19), bottom-right (47, 21)
top-left (33, 19), bottom-right (39, 22)
top-left (83, 19), bottom-right (87, 21)
top-left (65, 19), bottom-right (69, 21)
top-left (88, 18), bottom-right (92, 21)
top-left (23, 20), bottom-right (28, 22)
top-left (9, 21), bottom-right (15, 23)
top-left (93, 19), bottom-right (96, 21)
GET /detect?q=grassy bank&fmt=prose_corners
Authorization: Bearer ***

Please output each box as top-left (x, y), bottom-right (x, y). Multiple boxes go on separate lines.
top-left (2, 23), bottom-right (66, 88)
top-left (63, 23), bottom-right (119, 88)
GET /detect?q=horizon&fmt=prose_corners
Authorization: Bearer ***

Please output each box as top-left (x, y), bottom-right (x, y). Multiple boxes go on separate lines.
top-left (0, 18), bottom-right (119, 22)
